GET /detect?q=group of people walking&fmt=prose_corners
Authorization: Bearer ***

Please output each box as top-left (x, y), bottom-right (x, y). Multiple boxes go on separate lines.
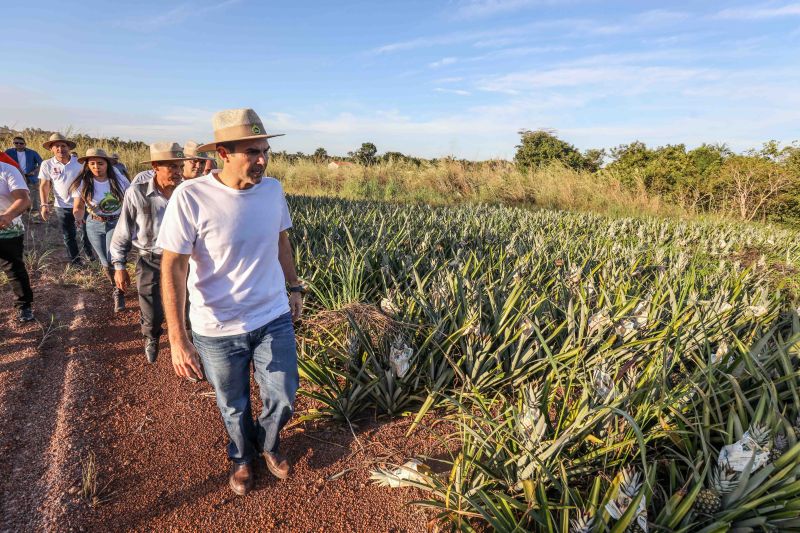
top-left (1, 109), bottom-right (306, 495)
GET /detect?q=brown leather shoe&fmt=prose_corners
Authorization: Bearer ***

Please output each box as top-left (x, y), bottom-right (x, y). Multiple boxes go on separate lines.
top-left (263, 451), bottom-right (290, 479)
top-left (228, 463), bottom-right (254, 495)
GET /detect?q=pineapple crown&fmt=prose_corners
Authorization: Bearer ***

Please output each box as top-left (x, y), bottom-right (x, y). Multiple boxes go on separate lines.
top-left (745, 424), bottom-right (771, 449)
top-left (619, 467), bottom-right (643, 498)
top-left (710, 463), bottom-right (738, 494)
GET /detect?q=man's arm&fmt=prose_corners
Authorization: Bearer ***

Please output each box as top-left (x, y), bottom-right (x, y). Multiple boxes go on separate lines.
top-left (72, 197), bottom-right (86, 226)
top-left (30, 151), bottom-right (42, 176)
top-left (39, 180), bottom-right (52, 220)
top-left (110, 190), bottom-right (137, 290)
top-left (0, 190), bottom-right (31, 229)
top-left (162, 250), bottom-right (203, 380)
top-left (278, 230), bottom-right (303, 320)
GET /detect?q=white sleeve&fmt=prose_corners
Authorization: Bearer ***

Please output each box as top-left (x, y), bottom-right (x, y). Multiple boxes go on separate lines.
top-left (71, 181), bottom-right (82, 198)
top-left (156, 189), bottom-right (197, 254)
top-left (37, 161), bottom-right (50, 182)
top-left (4, 164), bottom-right (29, 192)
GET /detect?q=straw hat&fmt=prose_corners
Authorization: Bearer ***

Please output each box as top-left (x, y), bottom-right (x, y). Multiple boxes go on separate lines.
top-left (77, 147), bottom-right (115, 164)
top-left (196, 108), bottom-right (284, 152)
top-left (43, 132), bottom-right (77, 150)
top-left (140, 142), bottom-right (191, 164)
top-left (183, 140), bottom-right (214, 160)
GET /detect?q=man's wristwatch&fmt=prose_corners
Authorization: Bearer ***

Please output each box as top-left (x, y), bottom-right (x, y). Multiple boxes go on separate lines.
top-left (288, 284), bottom-right (306, 295)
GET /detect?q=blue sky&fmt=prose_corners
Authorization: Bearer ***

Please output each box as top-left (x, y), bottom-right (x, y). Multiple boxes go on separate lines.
top-left (3, 1), bottom-right (799, 159)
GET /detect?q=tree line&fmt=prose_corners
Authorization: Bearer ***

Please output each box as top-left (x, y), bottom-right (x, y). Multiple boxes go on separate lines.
top-left (514, 129), bottom-right (800, 225)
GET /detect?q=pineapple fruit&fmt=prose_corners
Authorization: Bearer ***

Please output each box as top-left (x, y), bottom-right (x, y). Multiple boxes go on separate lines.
top-left (695, 463), bottom-right (737, 515)
top-left (770, 433), bottom-right (788, 463)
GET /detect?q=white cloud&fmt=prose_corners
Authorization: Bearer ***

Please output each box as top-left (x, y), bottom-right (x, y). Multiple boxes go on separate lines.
top-left (116, 0), bottom-right (242, 32)
top-left (716, 3), bottom-right (800, 19)
top-left (429, 57), bottom-right (459, 68)
top-left (434, 88), bottom-right (471, 96)
top-left (453, 0), bottom-right (558, 18)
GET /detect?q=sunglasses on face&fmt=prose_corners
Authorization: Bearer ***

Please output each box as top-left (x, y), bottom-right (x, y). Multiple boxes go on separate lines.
top-left (13, 142), bottom-right (24, 145)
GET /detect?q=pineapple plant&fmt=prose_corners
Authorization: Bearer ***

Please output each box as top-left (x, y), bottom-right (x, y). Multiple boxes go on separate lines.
top-left (695, 463), bottom-right (737, 515)
top-left (606, 468), bottom-right (647, 532)
top-left (569, 510), bottom-right (593, 533)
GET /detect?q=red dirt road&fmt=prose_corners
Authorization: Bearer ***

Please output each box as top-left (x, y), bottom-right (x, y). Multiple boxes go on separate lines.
top-left (1, 226), bottom-right (444, 532)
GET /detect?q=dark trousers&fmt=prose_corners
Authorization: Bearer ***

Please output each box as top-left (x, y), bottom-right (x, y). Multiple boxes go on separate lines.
top-left (0, 236), bottom-right (33, 310)
top-left (54, 207), bottom-right (93, 263)
top-left (136, 253), bottom-right (164, 341)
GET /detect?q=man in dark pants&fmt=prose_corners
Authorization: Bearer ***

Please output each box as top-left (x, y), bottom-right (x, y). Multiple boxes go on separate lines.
top-left (38, 133), bottom-right (93, 265)
top-left (0, 161), bottom-right (34, 321)
top-left (110, 142), bottom-right (188, 362)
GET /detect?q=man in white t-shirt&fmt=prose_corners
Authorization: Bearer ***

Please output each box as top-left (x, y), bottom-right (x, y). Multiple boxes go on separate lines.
top-left (158, 108), bottom-right (303, 496)
top-left (0, 162), bottom-right (34, 321)
top-left (38, 133), bottom-right (94, 265)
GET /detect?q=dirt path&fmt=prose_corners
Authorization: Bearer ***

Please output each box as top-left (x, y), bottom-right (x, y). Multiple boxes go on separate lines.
top-left (1, 220), bottom-right (444, 532)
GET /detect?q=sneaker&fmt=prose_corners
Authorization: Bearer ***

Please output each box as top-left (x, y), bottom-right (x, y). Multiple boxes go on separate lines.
top-left (113, 288), bottom-right (125, 313)
top-left (17, 307), bottom-right (34, 322)
top-left (145, 338), bottom-right (159, 363)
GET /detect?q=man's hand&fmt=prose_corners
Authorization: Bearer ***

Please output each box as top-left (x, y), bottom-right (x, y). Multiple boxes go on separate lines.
top-left (170, 337), bottom-right (204, 381)
top-left (40, 204), bottom-right (50, 221)
top-left (289, 292), bottom-right (303, 321)
top-left (114, 269), bottom-right (130, 291)
top-left (0, 213), bottom-right (13, 230)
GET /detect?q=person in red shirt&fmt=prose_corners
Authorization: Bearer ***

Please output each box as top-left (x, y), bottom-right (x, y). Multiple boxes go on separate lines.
top-left (0, 152), bottom-right (22, 171)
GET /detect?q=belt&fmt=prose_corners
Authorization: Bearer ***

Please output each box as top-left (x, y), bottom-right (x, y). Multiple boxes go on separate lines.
top-left (89, 213), bottom-right (119, 222)
top-left (137, 249), bottom-right (163, 259)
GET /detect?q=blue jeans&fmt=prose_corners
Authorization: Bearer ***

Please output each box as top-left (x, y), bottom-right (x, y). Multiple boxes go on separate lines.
top-left (85, 218), bottom-right (118, 268)
top-left (54, 208), bottom-right (93, 263)
top-left (193, 312), bottom-right (299, 464)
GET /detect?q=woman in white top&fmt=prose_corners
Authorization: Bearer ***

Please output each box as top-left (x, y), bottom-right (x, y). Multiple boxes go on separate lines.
top-left (70, 148), bottom-right (130, 312)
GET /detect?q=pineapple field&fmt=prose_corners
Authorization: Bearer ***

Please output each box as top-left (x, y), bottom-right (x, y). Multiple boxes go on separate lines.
top-left (289, 196), bottom-right (800, 532)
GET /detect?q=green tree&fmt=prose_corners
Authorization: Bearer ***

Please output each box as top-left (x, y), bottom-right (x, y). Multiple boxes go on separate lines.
top-left (313, 147), bottom-right (328, 163)
top-left (349, 142), bottom-right (378, 166)
top-left (514, 129), bottom-right (590, 172)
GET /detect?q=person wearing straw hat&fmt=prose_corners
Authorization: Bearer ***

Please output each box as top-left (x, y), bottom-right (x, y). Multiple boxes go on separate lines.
top-left (110, 142), bottom-right (189, 362)
top-left (182, 140), bottom-right (214, 180)
top-left (70, 148), bottom-right (131, 311)
top-left (38, 133), bottom-right (95, 265)
top-left (0, 159), bottom-right (34, 322)
top-left (158, 108), bottom-right (303, 496)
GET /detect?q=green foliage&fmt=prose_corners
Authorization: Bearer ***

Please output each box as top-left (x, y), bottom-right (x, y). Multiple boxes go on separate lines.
top-left (514, 129), bottom-right (595, 172)
top-left (312, 147), bottom-right (328, 163)
top-left (289, 195), bottom-right (800, 531)
top-left (349, 142), bottom-right (378, 166)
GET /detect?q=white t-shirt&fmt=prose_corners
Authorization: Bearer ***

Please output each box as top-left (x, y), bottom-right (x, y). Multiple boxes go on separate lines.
top-left (157, 172), bottom-right (293, 337)
top-left (38, 155), bottom-right (82, 208)
top-left (71, 175), bottom-right (130, 217)
top-left (0, 162), bottom-right (29, 239)
top-left (16, 151), bottom-right (26, 173)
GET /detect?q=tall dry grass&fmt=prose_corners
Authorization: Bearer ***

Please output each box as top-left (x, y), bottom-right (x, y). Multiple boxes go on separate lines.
top-left (0, 129), bottom-right (150, 177)
top-left (271, 156), bottom-right (682, 218)
top-left (1, 129), bottom-right (681, 218)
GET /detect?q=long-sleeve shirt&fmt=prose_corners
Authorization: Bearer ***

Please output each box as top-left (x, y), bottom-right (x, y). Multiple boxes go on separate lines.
top-left (110, 177), bottom-right (172, 270)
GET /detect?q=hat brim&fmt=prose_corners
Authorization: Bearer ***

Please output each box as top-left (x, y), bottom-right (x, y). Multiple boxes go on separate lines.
top-left (196, 133), bottom-right (285, 153)
top-left (43, 140), bottom-right (77, 150)
top-left (139, 157), bottom-right (193, 164)
top-left (77, 155), bottom-right (115, 164)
